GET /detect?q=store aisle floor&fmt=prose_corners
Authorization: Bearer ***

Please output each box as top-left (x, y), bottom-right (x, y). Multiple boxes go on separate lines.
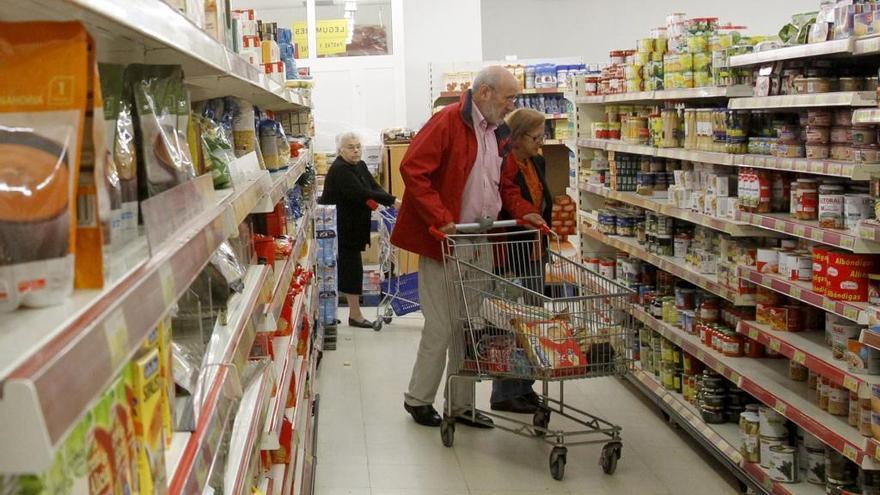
top-left (314, 309), bottom-right (740, 495)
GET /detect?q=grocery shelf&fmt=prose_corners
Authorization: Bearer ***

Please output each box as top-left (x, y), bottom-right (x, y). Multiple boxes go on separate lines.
top-left (170, 264), bottom-right (272, 494)
top-left (629, 305), bottom-right (879, 469)
top-left (627, 366), bottom-right (823, 495)
top-left (606, 140), bottom-right (659, 157)
top-left (225, 363), bottom-right (274, 495)
top-left (737, 320), bottom-right (880, 395)
top-left (575, 86), bottom-right (753, 104)
top-left (656, 147), bottom-right (736, 165)
top-left (438, 87), bottom-right (564, 99)
top-left (578, 182), bottom-right (768, 237)
top-left (259, 464), bottom-right (287, 495)
top-left (0, 175), bottom-right (268, 473)
top-left (580, 224), bottom-right (753, 305)
top-left (545, 113), bottom-right (569, 120)
top-left (738, 266), bottom-right (878, 325)
top-left (729, 38), bottom-right (855, 67)
top-left (255, 152), bottom-right (310, 214)
top-left (733, 211), bottom-right (880, 254)
top-left (736, 154), bottom-right (880, 180)
top-left (728, 92), bottom-right (876, 110)
top-left (4, 0), bottom-right (310, 111)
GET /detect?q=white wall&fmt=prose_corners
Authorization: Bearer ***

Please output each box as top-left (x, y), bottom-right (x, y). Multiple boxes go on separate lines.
top-left (481, 0), bottom-right (820, 63)
top-left (403, 0), bottom-right (483, 130)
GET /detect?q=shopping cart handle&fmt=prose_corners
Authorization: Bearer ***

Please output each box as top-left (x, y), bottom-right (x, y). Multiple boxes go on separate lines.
top-left (366, 199), bottom-right (379, 210)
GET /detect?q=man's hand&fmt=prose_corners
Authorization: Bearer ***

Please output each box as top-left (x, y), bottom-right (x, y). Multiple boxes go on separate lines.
top-left (394, 199), bottom-right (402, 209)
top-left (522, 213), bottom-right (546, 228)
top-left (438, 222), bottom-right (456, 235)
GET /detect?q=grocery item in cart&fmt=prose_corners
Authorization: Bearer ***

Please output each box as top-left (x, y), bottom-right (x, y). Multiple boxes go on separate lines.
top-left (516, 319), bottom-right (588, 375)
top-left (127, 64), bottom-right (195, 198)
top-left (479, 297), bottom-right (557, 332)
top-left (0, 22), bottom-right (91, 312)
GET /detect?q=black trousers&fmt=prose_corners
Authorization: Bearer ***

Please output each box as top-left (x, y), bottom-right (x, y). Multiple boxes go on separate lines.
top-left (338, 246), bottom-right (364, 295)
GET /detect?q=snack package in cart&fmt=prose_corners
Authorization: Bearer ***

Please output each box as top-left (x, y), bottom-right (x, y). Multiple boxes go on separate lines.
top-left (516, 319), bottom-right (588, 376)
top-left (479, 297), bottom-right (557, 332)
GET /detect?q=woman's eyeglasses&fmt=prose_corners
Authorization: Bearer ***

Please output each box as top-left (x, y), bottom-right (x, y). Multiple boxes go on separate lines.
top-left (526, 132), bottom-right (545, 143)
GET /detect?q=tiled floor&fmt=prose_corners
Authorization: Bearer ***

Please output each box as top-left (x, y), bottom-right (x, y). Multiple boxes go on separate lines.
top-left (314, 309), bottom-right (740, 495)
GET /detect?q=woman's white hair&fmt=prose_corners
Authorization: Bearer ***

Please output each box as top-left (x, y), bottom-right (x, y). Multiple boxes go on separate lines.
top-left (336, 132), bottom-right (362, 153)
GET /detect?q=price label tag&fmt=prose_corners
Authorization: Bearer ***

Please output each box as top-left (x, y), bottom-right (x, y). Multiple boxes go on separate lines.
top-left (860, 225), bottom-right (877, 241)
top-left (844, 375), bottom-right (859, 392)
top-left (812, 230), bottom-right (826, 242)
top-left (774, 219), bottom-right (787, 231)
top-left (794, 225), bottom-right (806, 237)
top-left (697, 350), bottom-right (706, 362)
top-left (824, 299), bottom-right (837, 312)
top-left (843, 443), bottom-right (859, 462)
top-left (103, 309), bottom-right (130, 369)
top-left (748, 328), bottom-right (759, 341)
top-left (790, 286), bottom-right (802, 300)
top-left (763, 476), bottom-right (774, 491)
top-left (875, 445), bottom-right (880, 462)
top-left (716, 364), bottom-right (728, 376)
top-left (774, 400), bottom-right (787, 415)
top-left (827, 162), bottom-right (843, 176)
top-left (844, 307), bottom-right (860, 322)
top-left (842, 237), bottom-right (855, 250)
top-left (159, 264), bottom-right (176, 307)
top-left (769, 339), bottom-right (781, 352)
top-left (792, 351), bottom-right (806, 364)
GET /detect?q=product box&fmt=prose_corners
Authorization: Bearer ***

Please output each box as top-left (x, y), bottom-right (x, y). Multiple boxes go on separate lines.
top-left (89, 375), bottom-right (137, 495)
top-left (157, 318), bottom-right (174, 448)
top-left (127, 348), bottom-right (167, 495)
top-left (855, 11), bottom-right (880, 36)
top-left (714, 175), bottom-right (737, 198)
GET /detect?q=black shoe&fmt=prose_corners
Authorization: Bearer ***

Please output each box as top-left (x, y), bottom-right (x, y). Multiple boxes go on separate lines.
top-left (491, 397), bottom-right (539, 414)
top-left (455, 411), bottom-right (495, 429)
top-left (404, 403), bottom-right (442, 427)
top-left (349, 318), bottom-right (374, 328)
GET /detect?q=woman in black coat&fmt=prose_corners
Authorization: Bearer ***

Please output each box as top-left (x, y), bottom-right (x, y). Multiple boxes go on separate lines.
top-left (319, 133), bottom-right (399, 328)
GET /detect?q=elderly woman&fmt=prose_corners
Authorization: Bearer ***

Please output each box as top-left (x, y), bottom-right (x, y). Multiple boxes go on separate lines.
top-left (492, 108), bottom-right (553, 414)
top-left (319, 132), bottom-right (399, 328)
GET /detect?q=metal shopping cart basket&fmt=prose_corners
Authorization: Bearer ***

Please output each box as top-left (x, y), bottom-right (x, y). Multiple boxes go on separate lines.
top-left (367, 200), bottom-right (421, 331)
top-left (432, 219), bottom-right (634, 480)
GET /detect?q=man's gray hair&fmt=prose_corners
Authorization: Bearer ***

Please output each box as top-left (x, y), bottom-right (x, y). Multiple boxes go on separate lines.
top-left (336, 131), bottom-right (361, 153)
top-left (472, 65), bottom-right (513, 92)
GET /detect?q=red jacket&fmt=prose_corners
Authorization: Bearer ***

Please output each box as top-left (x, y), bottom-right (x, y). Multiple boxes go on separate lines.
top-left (390, 91), bottom-right (538, 261)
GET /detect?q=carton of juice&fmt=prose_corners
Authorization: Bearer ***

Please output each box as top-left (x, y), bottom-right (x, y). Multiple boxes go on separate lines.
top-left (127, 348), bottom-right (167, 494)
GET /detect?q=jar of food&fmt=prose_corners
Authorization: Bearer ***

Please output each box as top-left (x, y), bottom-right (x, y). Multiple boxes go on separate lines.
top-left (831, 143), bottom-right (854, 161)
top-left (828, 382), bottom-right (849, 416)
top-left (795, 179), bottom-right (819, 221)
top-left (790, 360), bottom-right (809, 381)
top-left (830, 126), bottom-right (853, 144)
top-left (776, 140), bottom-right (805, 158)
top-left (805, 77), bottom-right (836, 94)
top-left (585, 76), bottom-right (599, 95)
top-left (818, 184), bottom-right (845, 229)
top-left (839, 77), bottom-right (862, 92)
top-left (656, 235), bottom-right (674, 257)
top-left (850, 390), bottom-right (860, 427)
top-left (805, 125), bottom-right (831, 145)
top-left (721, 333), bottom-right (743, 357)
top-left (697, 297), bottom-right (720, 324)
top-left (855, 144), bottom-right (880, 164)
top-left (852, 125), bottom-right (877, 145)
top-left (805, 144), bottom-right (830, 159)
top-left (818, 377), bottom-right (829, 410)
top-left (807, 109), bottom-right (833, 126)
top-left (777, 124), bottom-right (799, 142)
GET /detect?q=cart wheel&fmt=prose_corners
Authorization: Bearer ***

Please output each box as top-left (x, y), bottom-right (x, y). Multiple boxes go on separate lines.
top-left (383, 316), bottom-right (393, 324)
top-left (373, 320), bottom-right (382, 331)
top-left (549, 446), bottom-right (567, 481)
top-left (440, 418), bottom-right (455, 448)
top-left (383, 307), bottom-right (393, 324)
top-left (600, 442), bottom-right (622, 475)
top-left (533, 409), bottom-right (550, 437)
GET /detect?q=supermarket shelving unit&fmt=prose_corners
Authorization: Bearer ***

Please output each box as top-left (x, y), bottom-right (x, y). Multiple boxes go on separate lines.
top-left (574, 34), bottom-right (880, 491)
top-left (0, 1), bottom-right (321, 494)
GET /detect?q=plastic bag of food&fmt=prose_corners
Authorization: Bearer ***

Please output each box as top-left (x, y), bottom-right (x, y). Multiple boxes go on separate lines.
top-left (230, 96), bottom-right (265, 168)
top-left (198, 115), bottom-right (234, 188)
top-left (98, 64), bottom-right (139, 246)
top-left (0, 22), bottom-right (90, 311)
top-left (127, 64), bottom-right (195, 198)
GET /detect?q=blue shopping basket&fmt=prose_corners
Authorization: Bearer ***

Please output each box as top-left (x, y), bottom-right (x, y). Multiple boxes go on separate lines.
top-left (379, 272), bottom-right (420, 316)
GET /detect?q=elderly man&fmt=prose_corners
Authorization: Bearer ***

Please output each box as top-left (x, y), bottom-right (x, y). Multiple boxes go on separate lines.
top-left (391, 66), bottom-right (544, 428)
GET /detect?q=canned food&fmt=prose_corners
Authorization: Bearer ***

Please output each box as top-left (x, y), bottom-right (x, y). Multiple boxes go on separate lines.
top-left (806, 125), bottom-right (831, 145)
top-left (805, 144), bottom-right (830, 159)
top-left (848, 338), bottom-right (880, 375)
top-left (830, 126), bottom-right (853, 144)
top-left (818, 184), bottom-right (845, 229)
top-left (845, 194), bottom-right (874, 229)
top-left (756, 248), bottom-right (778, 273)
top-left (827, 252), bottom-right (873, 302)
top-left (768, 445), bottom-right (800, 483)
top-left (759, 435), bottom-right (787, 468)
top-left (855, 144), bottom-right (880, 164)
top-left (853, 125), bottom-right (877, 145)
top-left (830, 143), bottom-right (854, 161)
top-left (832, 322), bottom-right (863, 360)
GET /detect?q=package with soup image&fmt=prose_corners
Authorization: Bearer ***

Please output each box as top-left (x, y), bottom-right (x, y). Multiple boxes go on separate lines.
top-left (126, 64), bottom-right (196, 199)
top-left (0, 22), bottom-right (91, 312)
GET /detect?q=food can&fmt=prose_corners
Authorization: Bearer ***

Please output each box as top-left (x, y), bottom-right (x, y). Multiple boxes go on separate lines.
top-left (759, 405), bottom-right (788, 437)
top-left (796, 252), bottom-right (813, 281)
top-left (768, 445), bottom-right (800, 483)
top-left (599, 258), bottom-right (615, 280)
top-left (845, 193), bottom-right (874, 229)
top-left (673, 233), bottom-right (691, 259)
top-left (674, 286), bottom-right (696, 310)
top-left (825, 449), bottom-right (855, 485)
top-left (832, 322), bottom-right (863, 360)
top-left (586, 257), bottom-right (600, 273)
top-left (827, 252), bottom-right (873, 302)
top-left (756, 248), bottom-right (778, 274)
top-left (778, 251), bottom-right (795, 280)
top-left (806, 447), bottom-right (826, 484)
top-left (819, 184), bottom-right (845, 229)
top-left (759, 435), bottom-right (788, 469)
top-left (790, 360), bottom-right (809, 381)
top-left (848, 338), bottom-right (880, 375)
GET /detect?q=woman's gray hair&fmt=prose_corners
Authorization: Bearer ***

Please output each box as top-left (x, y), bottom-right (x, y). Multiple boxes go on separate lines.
top-left (336, 132), bottom-right (362, 153)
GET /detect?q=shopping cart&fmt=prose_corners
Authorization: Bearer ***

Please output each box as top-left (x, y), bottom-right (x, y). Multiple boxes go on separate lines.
top-left (431, 219), bottom-right (634, 480)
top-left (366, 200), bottom-right (421, 331)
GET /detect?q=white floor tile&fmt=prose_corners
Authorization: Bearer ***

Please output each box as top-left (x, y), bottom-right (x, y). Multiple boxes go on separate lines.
top-left (314, 310), bottom-right (740, 495)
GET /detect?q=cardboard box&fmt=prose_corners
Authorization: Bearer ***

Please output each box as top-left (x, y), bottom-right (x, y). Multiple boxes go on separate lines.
top-left (128, 348), bottom-right (167, 495)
